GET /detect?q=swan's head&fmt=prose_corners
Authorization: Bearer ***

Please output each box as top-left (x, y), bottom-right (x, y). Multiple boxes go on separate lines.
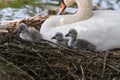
top-left (51, 32), bottom-right (63, 41)
top-left (58, 0), bottom-right (75, 14)
top-left (65, 29), bottom-right (77, 39)
top-left (17, 23), bottom-right (28, 34)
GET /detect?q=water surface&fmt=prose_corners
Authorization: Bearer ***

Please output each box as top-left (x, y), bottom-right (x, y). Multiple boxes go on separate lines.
top-left (0, 0), bottom-right (120, 22)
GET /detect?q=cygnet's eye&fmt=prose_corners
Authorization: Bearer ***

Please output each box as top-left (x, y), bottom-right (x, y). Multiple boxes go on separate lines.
top-left (73, 32), bottom-right (76, 34)
top-left (19, 26), bottom-right (26, 31)
top-left (19, 27), bottom-right (23, 31)
top-left (69, 31), bottom-right (72, 34)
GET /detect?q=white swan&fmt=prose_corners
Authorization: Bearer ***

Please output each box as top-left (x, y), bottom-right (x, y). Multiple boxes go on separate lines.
top-left (40, 0), bottom-right (120, 51)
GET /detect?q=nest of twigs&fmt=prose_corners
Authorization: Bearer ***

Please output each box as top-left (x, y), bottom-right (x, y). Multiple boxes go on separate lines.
top-left (0, 29), bottom-right (120, 80)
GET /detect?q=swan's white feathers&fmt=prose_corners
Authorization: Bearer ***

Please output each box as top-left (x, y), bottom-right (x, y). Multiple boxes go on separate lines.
top-left (40, 10), bottom-right (120, 51)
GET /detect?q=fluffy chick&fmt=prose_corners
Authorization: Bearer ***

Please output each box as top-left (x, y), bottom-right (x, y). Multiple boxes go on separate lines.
top-left (51, 32), bottom-right (68, 47)
top-left (65, 29), bottom-right (96, 51)
top-left (17, 23), bottom-right (42, 42)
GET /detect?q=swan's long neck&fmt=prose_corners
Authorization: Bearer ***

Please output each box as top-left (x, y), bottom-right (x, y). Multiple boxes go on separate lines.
top-left (58, 0), bottom-right (93, 26)
top-left (74, 0), bottom-right (93, 21)
top-left (40, 0), bottom-right (93, 39)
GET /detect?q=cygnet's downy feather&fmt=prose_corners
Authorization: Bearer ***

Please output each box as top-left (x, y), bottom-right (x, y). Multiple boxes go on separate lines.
top-left (65, 29), bottom-right (96, 51)
top-left (17, 23), bottom-right (42, 42)
top-left (51, 32), bottom-right (68, 47)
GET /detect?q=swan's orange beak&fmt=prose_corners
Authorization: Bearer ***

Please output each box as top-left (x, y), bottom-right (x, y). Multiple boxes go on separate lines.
top-left (58, 0), bottom-right (66, 15)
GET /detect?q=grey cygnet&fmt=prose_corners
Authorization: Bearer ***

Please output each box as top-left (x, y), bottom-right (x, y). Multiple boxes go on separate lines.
top-left (51, 32), bottom-right (68, 47)
top-left (65, 29), bottom-right (96, 51)
top-left (17, 23), bottom-right (42, 42)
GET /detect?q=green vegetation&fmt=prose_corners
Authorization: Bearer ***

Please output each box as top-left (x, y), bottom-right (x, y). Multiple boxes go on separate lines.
top-left (0, 0), bottom-right (77, 9)
top-left (0, 0), bottom-right (35, 8)
top-left (7, 62), bottom-right (14, 68)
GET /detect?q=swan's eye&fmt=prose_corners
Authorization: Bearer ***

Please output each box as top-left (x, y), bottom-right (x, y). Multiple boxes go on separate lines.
top-left (59, 0), bottom-right (64, 5)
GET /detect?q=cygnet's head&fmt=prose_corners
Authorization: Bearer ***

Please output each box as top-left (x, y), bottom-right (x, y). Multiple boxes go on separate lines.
top-left (51, 32), bottom-right (63, 41)
top-left (65, 29), bottom-right (77, 38)
top-left (17, 23), bottom-right (28, 34)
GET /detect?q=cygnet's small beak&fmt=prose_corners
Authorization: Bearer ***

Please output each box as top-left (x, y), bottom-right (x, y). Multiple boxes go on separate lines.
top-left (17, 31), bottom-right (21, 36)
top-left (65, 33), bottom-right (69, 37)
top-left (58, 0), bottom-right (66, 15)
top-left (51, 36), bottom-right (56, 39)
